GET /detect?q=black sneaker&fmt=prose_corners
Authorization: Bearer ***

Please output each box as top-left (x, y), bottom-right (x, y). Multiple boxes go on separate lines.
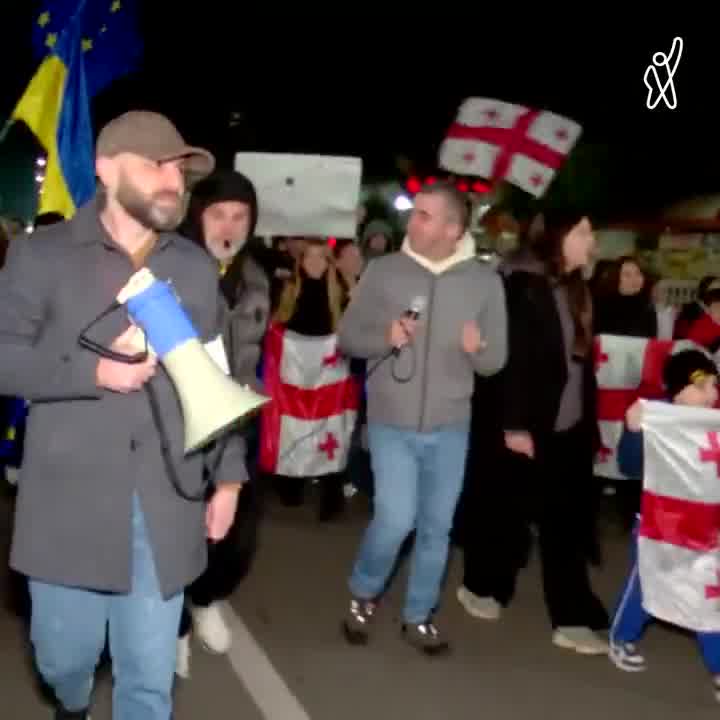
top-left (402, 620), bottom-right (450, 656)
top-left (341, 597), bottom-right (377, 645)
top-left (55, 708), bottom-right (90, 719)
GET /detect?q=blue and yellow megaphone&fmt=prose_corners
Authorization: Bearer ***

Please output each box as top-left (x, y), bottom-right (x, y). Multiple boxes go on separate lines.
top-left (117, 268), bottom-right (269, 454)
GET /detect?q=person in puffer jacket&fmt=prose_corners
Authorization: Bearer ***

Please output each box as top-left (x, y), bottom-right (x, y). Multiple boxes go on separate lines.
top-left (175, 169), bottom-right (270, 678)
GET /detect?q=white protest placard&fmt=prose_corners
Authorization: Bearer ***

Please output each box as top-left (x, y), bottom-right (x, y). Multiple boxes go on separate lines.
top-left (234, 153), bottom-right (362, 239)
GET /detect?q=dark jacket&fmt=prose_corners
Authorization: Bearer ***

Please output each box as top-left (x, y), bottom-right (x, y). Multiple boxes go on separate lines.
top-left (500, 268), bottom-right (598, 443)
top-left (180, 171), bottom-right (271, 389)
top-left (594, 293), bottom-right (658, 339)
top-left (0, 198), bottom-right (248, 599)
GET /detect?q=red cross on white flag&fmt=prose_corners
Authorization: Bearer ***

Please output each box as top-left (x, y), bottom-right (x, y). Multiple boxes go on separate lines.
top-left (438, 97), bottom-right (582, 197)
top-left (258, 324), bottom-right (360, 477)
top-left (594, 335), bottom-right (677, 479)
top-left (637, 400), bottom-right (720, 632)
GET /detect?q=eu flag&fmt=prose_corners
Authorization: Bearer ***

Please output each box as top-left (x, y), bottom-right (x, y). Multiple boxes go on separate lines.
top-left (32, 0), bottom-right (142, 99)
top-left (10, 0), bottom-right (142, 218)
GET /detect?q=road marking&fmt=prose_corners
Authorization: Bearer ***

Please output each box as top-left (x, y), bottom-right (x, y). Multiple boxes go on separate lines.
top-left (221, 600), bottom-right (312, 720)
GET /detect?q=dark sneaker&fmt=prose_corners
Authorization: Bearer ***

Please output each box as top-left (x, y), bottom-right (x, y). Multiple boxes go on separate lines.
top-left (402, 620), bottom-right (450, 656)
top-left (55, 708), bottom-right (90, 719)
top-left (342, 597), bottom-right (377, 645)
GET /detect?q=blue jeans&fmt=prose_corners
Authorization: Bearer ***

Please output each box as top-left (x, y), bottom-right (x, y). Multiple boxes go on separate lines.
top-left (349, 422), bottom-right (469, 623)
top-left (29, 494), bottom-right (183, 718)
top-left (610, 519), bottom-right (720, 675)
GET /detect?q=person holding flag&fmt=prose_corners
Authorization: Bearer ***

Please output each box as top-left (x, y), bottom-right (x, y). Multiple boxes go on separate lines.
top-left (610, 349), bottom-right (720, 702)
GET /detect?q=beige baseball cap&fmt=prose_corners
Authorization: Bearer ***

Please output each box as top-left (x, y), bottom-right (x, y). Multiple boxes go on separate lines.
top-left (96, 111), bottom-right (215, 180)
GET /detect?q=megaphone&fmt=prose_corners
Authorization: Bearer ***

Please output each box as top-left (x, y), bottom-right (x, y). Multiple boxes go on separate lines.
top-left (117, 268), bottom-right (269, 454)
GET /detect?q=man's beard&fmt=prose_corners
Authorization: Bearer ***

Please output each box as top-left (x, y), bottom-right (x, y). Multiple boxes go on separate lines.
top-left (115, 177), bottom-right (184, 232)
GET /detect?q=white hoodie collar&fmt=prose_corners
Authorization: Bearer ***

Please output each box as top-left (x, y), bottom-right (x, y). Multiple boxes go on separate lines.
top-left (401, 232), bottom-right (476, 275)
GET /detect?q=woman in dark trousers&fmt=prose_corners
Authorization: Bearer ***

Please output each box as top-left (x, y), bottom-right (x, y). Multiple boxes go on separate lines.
top-left (456, 212), bottom-right (609, 655)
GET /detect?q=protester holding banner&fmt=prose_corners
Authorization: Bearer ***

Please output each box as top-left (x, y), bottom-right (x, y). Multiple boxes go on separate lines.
top-left (609, 349), bottom-right (720, 702)
top-left (339, 181), bottom-right (507, 655)
top-left (260, 238), bottom-right (355, 521)
top-left (457, 212), bottom-right (609, 656)
top-left (175, 168), bottom-right (269, 677)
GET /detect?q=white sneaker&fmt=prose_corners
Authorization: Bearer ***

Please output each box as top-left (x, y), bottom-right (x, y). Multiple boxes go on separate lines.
top-left (553, 627), bottom-right (609, 655)
top-left (456, 586), bottom-right (502, 620)
top-left (609, 641), bottom-right (646, 672)
top-left (193, 603), bottom-right (232, 654)
top-left (175, 635), bottom-right (191, 679)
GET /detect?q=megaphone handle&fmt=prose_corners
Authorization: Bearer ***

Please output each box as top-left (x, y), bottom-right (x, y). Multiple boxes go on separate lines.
top-left (77, 301), bottom-right (149, 364)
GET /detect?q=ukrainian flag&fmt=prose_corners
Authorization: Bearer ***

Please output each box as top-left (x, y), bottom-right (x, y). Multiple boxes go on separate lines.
top-left (9, 0), bottom-right (141, 219)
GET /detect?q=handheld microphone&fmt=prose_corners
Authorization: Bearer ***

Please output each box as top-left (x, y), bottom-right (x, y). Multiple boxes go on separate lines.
top-left (392, 296), bottom-right (427, 356)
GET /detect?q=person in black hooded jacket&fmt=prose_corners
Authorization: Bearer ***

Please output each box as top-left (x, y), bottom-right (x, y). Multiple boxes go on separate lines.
top-left (175, 169), bottom-right (270, 678)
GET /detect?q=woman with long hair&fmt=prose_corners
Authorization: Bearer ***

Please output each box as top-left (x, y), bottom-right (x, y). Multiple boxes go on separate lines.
top-left (457, 212), bottom-right (609, 655)
top-left (594, 256), bottom-right (657, 338)
top-left (265, 239), bottom-right (352, 520)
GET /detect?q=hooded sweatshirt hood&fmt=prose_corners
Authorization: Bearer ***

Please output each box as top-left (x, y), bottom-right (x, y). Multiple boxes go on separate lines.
top-left (401, 231), bottom-right (476, 275)
top-left (180, 169), bottom-right (260, 307)
top-left (181, 169), bottom-right (259, 255)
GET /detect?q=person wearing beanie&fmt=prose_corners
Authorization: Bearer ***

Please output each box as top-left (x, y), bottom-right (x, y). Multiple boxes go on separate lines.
top-left (176, 168), bottom-right (270, 677)
top-left (610, 349), bottom-right (720, 702)
top-left (360, 219), bottom-right (394, 260)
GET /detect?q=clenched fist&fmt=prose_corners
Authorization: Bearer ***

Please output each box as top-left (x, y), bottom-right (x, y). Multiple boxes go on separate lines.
top-left (462, 321), bottom-right (487, 354)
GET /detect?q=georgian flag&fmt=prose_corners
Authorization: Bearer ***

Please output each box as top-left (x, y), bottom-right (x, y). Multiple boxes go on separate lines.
top-left (594, 335), bottom-right (676, 479)
top-left (438, 97), bottom-right (582, 197)
top-left (258, 324), bottom-right (360, 477)
top-left (637, 400), bottom-right (720, 632)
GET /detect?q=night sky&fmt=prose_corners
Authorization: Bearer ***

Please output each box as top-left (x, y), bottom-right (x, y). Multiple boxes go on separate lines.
top-left (1, 8), bottom-right (716, 219)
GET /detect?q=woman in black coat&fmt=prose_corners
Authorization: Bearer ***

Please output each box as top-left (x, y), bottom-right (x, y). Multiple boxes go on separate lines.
top-left (456, 212), bottom-right (609, 655)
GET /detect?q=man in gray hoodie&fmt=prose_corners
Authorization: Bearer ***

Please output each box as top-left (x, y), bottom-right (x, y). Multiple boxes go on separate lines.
top-left (338, 181), bottom-right (508, 654)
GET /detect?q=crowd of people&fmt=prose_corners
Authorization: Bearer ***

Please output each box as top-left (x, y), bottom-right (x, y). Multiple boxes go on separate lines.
top-left (1, 109), bottom-right (720, 718)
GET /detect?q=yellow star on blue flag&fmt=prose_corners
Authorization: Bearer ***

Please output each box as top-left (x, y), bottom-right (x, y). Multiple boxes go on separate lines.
top-left (32, 0), bottom-right (141, 98)
top-left (7, 0), bottom-right (142, 219)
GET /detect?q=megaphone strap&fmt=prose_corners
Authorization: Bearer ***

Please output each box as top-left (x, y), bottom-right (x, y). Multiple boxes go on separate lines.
top-left (77, 300), bottom-right (149, 364)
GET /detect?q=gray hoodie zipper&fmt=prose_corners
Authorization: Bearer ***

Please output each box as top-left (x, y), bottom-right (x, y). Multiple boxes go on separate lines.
top-left (417, 278), bottom-right (436, 433)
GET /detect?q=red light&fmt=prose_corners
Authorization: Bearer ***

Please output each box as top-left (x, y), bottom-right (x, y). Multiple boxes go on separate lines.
top-left (471, 180), bottom-right (490, 193)
top-left (457, 181), bottom-right (469, 192)
top-left (426, 176), bottom-right (437, 185)
top-left (327, 237), bottom-right (337, 248)
top-left (407, 176), bottom-right (422, 194)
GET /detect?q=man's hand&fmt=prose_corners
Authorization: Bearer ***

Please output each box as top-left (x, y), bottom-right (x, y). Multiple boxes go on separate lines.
top-left (206, 484), bottom-right (242, 541)
top-left (462, 321), bottom-right (487, 354)
top-left (96, 325), bottom-right (157, 393)
top-left (626, 400), bottom-right (643, 432)
top-left (387, 316), bottom-right (417, 350)
top-left (504, 431), bottom-right (535, 459)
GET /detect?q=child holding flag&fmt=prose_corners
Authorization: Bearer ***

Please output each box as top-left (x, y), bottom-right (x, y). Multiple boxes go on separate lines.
top-left (609, 349), bottom-right (720, 701)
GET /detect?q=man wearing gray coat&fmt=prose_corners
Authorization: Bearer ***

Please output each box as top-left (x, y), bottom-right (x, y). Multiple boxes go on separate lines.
top-left (0, 111), bottom-right (248, 720)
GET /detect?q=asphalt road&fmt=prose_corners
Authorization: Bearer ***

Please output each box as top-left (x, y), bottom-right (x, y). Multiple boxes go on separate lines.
top-left (2, 487), bottom-right (719, 719)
